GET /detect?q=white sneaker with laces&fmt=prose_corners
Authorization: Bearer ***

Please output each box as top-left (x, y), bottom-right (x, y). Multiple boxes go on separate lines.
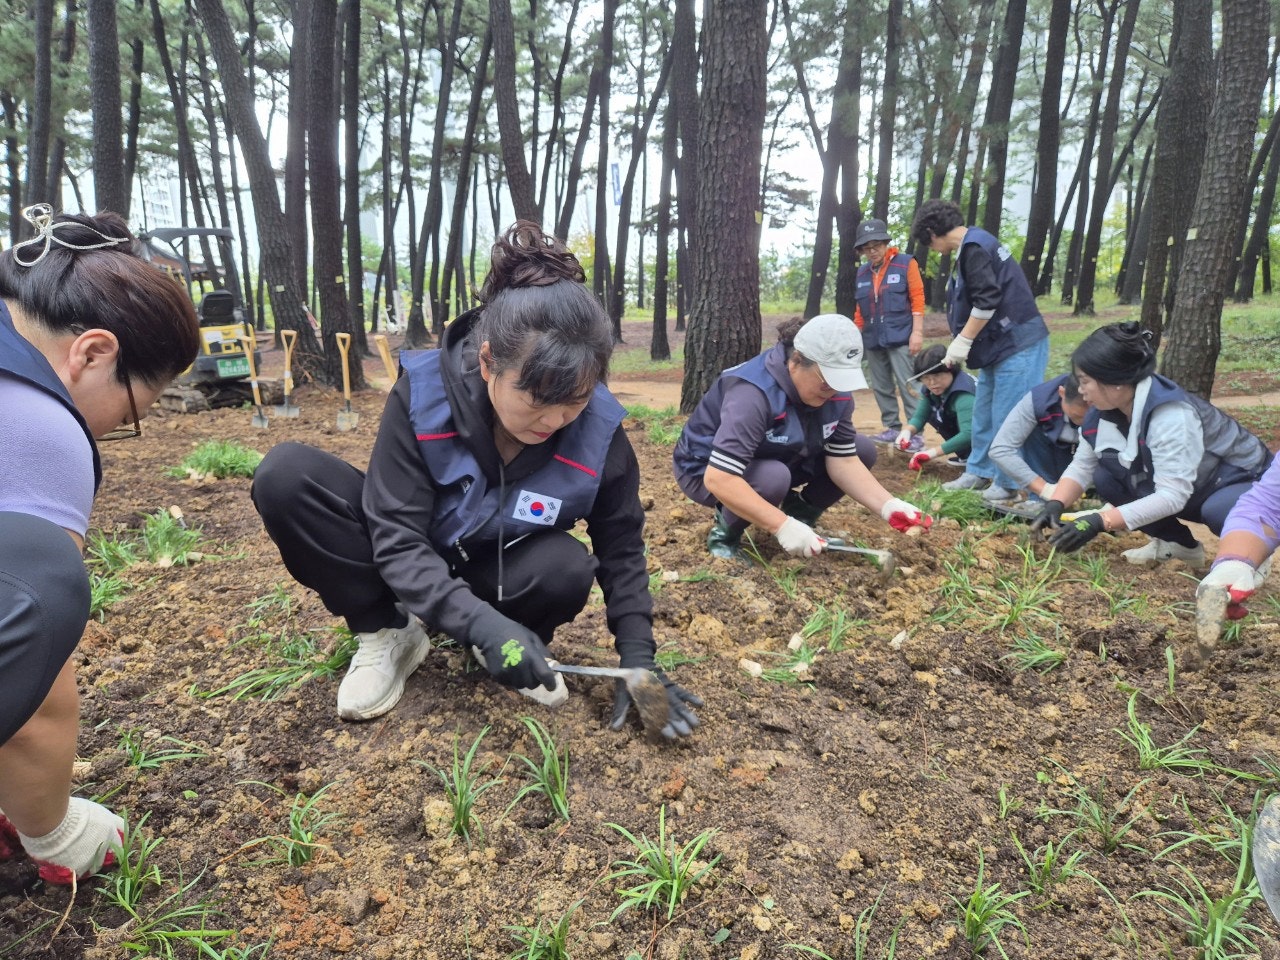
top-left (470, 647), bottom-right (569, 707)
top-left (337, 618), bottom-right (432, 720)
top-left (981, 485), bottom-right (1016, 502)
top-left (1121, 537), bottom-right (1205, 568)
top-left (942, 473), bottom-right (988, 491)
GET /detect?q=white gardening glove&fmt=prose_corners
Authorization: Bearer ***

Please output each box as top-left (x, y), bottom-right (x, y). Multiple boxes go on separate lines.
top-left (18, 797), bottom-right (124, 884)
top-left (1038, 482), bottom-right (1056, 502)
top-left (775, 517), bottom-right (825, 558)
top-left (895, 428), bottom-right (914, 450)
top-left (880, 496), bottom-right (933, 534)
top-left (944, 335), bottom-right (974, 367)
top-left (1198, 559), bottom-right (1261, 620)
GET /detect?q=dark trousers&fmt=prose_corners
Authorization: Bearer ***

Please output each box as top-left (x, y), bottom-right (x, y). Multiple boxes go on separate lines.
top-left (0, 513), bottom-right (90, 746)
top-left (1092, 471), bottom-right (1255, 547)
top-left (251, 443), bottom-right (596, 645)
top-left (678, 434), bottom-right (877, 529)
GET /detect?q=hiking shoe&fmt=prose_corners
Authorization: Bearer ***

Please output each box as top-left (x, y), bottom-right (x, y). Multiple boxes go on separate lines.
top-left (469, 647), bottom-right (569, 706)
top-left (902, 435), bottom-right (924, 453)
top-left (337, 617), bottom-right (432, 720)
top-left (1121, 538), bottom-right (1206, 568)
top-left (17, 798), bottom-right (123, 885)
top-left (981, 485), bottom-right (1016, 502)
top-left (708, 508), bottom-right (745, 560)
top-left (942, 473), bottom-right (989, 491)
top-left (870, 428), bottom-right (900, 445)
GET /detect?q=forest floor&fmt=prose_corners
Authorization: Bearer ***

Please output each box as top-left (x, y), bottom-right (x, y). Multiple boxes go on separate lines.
top-left (1, 307), bottom-right (1278, 960)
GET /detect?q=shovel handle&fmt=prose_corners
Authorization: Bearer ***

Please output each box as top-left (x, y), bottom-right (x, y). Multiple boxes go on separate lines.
top-left (280, 329), bottom-right (297, 396)
top-left (335, 333), bottom-right (353, 402)
top-left (240, 325), bottom-right (265, 407)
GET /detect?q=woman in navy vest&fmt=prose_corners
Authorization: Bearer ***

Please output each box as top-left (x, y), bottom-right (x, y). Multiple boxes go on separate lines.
top-left (910, 200), bottom-right (1049, 497)
top-left (672, 314), bottom-right (932, 561)
top-left (0, 205), bottom-right (199, 883)
top-left (894, 344), bottom-right (976, 470)
top-left (1030, 323), bottom-right (1271, 564)
top-left (253, 222), bottom-right (700, 739)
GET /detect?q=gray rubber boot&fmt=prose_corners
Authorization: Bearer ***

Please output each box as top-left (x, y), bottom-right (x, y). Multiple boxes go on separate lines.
top-left (707, 509), bottom-right (745, 560)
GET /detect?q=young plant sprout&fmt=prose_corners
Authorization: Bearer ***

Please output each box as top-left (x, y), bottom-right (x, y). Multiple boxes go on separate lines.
top-left (606, 805), bottom-right (720, 920)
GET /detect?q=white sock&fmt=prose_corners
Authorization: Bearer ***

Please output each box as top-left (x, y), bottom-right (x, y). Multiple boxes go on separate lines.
top-left (18, 797), bottom-right (123, 879)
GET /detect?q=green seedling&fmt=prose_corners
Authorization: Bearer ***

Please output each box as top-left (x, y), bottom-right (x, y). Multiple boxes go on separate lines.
top-left (606, 805), bottom-right (720, 920)
top-left (118, 727), bottom-right (208, 769)
top-left (99, 811), bottom-right (164, 912)
top-left (1133, 864), bottom-right (1263, 960)
top-left (198, 630), bottom-right (357, 701)
top-left (800, 602), bottom-right (863, 651)
top-left (140, 509), bottom-right (207, 566)
top-left (996, 785), bottom-right (1025, 820)
top-left (506, 898), bottom-right (583, 960)
top-left (1010, 833), bottom-right (1090, 905)
top-left (86, 528), bottom-right (141, 573)
top-left (624, 404), bottom-right (683, 445)
top-left (1068, 552), bottom-right (1111, 589)
top-left (1041, 769), bottom-right (1148, 854)
top-left (1000, 629), bottom-right (1067, 673)
top-left (89, 570), bottom-right (131, 621)
top-left (986, 544), bottom-right (1062, 633)
top-left (950, 851), bottom-right (1030, 959)
top-left (903, 480), bottom-right (991, 523)
top-left (416, 726), bottom-right (504, 845)
top-left (242, 584), bottom-right (300, 623)
top-left (786, 883), bottom-right (903, 959)
top-left (193, 942), bottom-right (274, 960)
top-left (654, 642), bottom-right (707, 671)
top-left (1117, 693), bottom-right (1217, 776)
top-left (1153, 792), bottom-right (1260, 886)
top-left (755, 640), bottom-right (820, 683)
top-left (508, 717), bottom-right (571, 823)
top-left (93, 867), bottom-right (233, 959)
top-left (168, 439), bottom-right (264, 479)
top-left (239, 781), bottom-right (341, 867)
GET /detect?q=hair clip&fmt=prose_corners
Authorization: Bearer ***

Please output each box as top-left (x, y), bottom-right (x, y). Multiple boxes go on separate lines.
top-left (10, 203), bottom-right (130, 267)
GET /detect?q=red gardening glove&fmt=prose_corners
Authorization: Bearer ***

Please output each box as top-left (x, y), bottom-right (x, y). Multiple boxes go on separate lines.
top-left (880, 497), bottom-right (933, 533)
top-left (908, 451), bottom-right (931, 471)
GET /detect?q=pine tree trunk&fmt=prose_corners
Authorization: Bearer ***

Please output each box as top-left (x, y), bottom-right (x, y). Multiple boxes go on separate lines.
top-left (980, 0), bottom-right (1026, 236)
top-left (490, 0), bottom-right (538, 220)
top-left (1021, 0), bottom-right (1071, 289)
top-left (871, 0), bottom-right (901, 219)
top-left (87, 0), bottom-right (126, 213)
top-left (285, 0), bottom-right (311, 295)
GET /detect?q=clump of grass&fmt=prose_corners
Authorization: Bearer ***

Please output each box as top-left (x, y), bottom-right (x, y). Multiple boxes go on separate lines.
top-left (86, 529), bottom-right (141, 573)
top-left (606, 805), bottom-right (720, 920)
top-left (654, 642), bottom-right (707, 671)
top-left (168, 439), bottom-right (263, 479)
top-left (755, 640), bottom-right (820, 683)
top-left (801, 602), bottom-right (864, 651)
top-left (995, 785), bottom-right (1025, 820)
top-left (786, 883), bottom-right (903, 959)
top-left (1000, 630), bottom-right (1068, 673)
top-left (506, 899), bottom-right (583, 960)
top-left (1010, 834), bottom-right (1090, 905)
top-left (903, 479), bottom-right (991, 523)
top-left (625, 404), bottom-right (684, 445)
top-left (1042, 773), bottom-right (1149, 855)
top-left (950, 850), bottom-right (1030, 959)
top-left (93, 867), bottom-right (233, 957)
top-left (239, 781), bottom-right (342, 867)
top-left (416, 727), bottom-right (504, 845)
top-left (1133, 865), bottom-right (1263, 958)
top-left (118, 727), bottom-right (207, 769)
top-left (1117, 693), bottom-right (1216, 776)
top-left (196, 629), bottom-right (357, 701)
top-left (508, 717), bottom-right (571, 823)
top-left (99, 811), bottom-right (164, 911)
top-left (139, 509), bottom-right (206, 566)
top-left (89, 570), bottom-right (131, 621)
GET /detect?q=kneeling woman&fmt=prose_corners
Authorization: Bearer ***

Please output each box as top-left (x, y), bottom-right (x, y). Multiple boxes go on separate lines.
top-left (253, 222), bottom-right (699, 738)
top-left (893, 344), bottom-right (975, 472)
top-left (673, 314), bottom-right (931, 561)
top-left (1031, 322), bottom-right (1271, 564)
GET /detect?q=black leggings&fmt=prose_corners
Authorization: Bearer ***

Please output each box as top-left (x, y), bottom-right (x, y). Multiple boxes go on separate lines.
top-left (0, 513), bottom-right (90, 746)
top-left (251, 443), bottom-right (596, 645)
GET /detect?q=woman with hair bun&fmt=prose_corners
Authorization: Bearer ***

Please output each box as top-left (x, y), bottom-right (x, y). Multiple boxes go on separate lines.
top-left (1030, 322), bottom-right (1272, 564)
top-left (253, 222), bottom-right (700, 738)
top-left (0, 204), bottom-right (200, 883)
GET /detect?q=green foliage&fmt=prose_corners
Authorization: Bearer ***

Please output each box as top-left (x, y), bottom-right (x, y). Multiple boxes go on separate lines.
top-left (508, 717), bottom-right (571, 823)
top-left (506, 899), bottom-right (583, 960)
top-left (800, 602), bottom-right (865, 651)
top-left (239, 781), bottom-right (342, 867)
top-left (654, 642), bottom-right (708, 671)
top-left (1000, 630), bottom-right (1068, 673)
top-left (606, 806), bottom-right (720, 920)
top-left (1010, 833), bottom-right (1090, 905)
top-left (949, 851), bottom-right (1030, 959)
top-left (786, 883), bottom-right (903, 959)
top-left (168, 440), bottom-right (264, 479)
top-left (1041, 772), bottom-right (1148, 855)
top-left (1133, 865), bottom-right (1263, 959)
top-left (1117, 693), bottom-right (1217, 776)
top-left (755, 640), bottom-right (820, 683)
top-left (118, 727), bottom-right (208, 769)
top-left (197, 629), bottom-right (357, 702)
top-left (93, 867), bottom-right (233, 959)
top-left (416, 727), bottom-right (504, 845)
top-left (101, 812), bottom-right (165, 912)
top-left (140, 510), bottom-right (207, 566)
top-left (624, 404), bottom-right (684, 445)
top-left (90, 570), bottom-right (131, 621)
top-left (902, 480), bottom-right (991, 523)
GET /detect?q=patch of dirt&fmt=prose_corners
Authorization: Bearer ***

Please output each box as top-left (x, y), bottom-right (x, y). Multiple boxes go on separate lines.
top-left (2, 334), bottom-right (1278, 960)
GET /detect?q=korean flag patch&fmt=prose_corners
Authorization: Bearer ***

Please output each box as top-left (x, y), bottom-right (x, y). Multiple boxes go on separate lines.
top-left (514, 489), bottom-right (562, 525)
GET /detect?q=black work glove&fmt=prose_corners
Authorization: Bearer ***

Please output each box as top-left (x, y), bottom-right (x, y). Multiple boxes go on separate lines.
top-left (468, 606), bottom-right (558, 692)
top-left (1029, 500), bottom-right (1066, 535)
top-left (1047, 512), bottom-right (1106, 553)
top-left (610, 667), bottom-right (703, 740)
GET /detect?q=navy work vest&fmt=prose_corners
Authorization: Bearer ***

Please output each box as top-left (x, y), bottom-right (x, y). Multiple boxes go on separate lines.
top-left (1029, 374), bottom-right (1078, 479)
top-left (402, 349), bottom-right (625, 555)
top-left (854, 253), bottom-right (914, 350)
top-left (673, 345), bottom-right (853, 480)
top-left (0, 299), bottom-right (101, 491)
top-left (924, 370), bottom-right (976, 441)
top-left (947, 228), bottom-right (1048, 369)
top-left (1081, 374), bottom-right (1271, 507)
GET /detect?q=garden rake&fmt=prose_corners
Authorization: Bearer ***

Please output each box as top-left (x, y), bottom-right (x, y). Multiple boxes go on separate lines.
top-left (239, 326), bottom-right (270, 429)
top-left (335, 332), bottom-right (359, 431)
top-left (274, 329), bottom-right (300, 417)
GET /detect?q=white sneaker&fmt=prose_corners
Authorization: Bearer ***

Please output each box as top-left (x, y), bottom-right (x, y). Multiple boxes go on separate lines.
top-left (981, 485), bottom-right (1016, 502)
top-left (470, 647), bottom-right (569, 707)
top-left (337, 618), bottom-right (432, 720)
top-left (1121, 538), bottom-right (1205, 568)
top-left (942, 473), bottom-right (989, 491)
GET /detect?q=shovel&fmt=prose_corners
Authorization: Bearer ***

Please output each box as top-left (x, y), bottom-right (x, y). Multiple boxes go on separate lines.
top-left (334, 332), bottom-right (359, 431)
top-left (274, 329), bottom-right (300, 417)
top-left (239, 326), bottom-right (269, 429)
top-left (822, 538), bottom-right (897, 581)
top-left (373, 333), bottom-right (399, 384)
top-left (1254, 793), bottom-right (1280, 925)
top-left (551, 663), bottom-right (670, 740)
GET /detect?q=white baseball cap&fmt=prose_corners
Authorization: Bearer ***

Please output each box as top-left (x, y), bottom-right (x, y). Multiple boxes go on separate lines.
top-left (793, 313), bottom-right (868, 392)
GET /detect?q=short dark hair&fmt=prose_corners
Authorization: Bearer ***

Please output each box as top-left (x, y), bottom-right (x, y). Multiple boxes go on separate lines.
top-left (1062, 373), bottom-right (1083, 403)
top-left (473, 221), bottom-right (612, 405)
top-left (911, 199), bottom-right (965, 247)
top-left (0, 209), bottom-right (199, 388)
top-left (914, 343), bottom-right (949, 376)
top-left (1071, 322), bottom-right (1157, 386)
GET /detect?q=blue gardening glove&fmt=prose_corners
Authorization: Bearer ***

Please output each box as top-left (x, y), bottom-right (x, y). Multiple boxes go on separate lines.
top-left (468, 606), bottom-right (558, 692)
top-left (1048, 512), bottom-right (1105, 553)
top-left (1029, 500), bottom-right (1066, 535)
top-left (610, 667), bottom-right (703, 740)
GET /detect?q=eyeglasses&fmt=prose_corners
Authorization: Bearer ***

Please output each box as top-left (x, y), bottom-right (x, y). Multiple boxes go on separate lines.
top-left (99, 370), bottom-right (142, 442)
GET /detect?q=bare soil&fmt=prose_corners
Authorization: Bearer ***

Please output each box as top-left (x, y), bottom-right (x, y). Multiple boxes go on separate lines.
top-left (2, 314), bottom-right (1278, 959)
